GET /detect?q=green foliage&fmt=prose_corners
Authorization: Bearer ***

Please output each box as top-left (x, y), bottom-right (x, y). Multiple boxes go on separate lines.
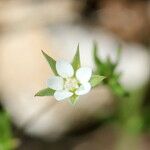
top-left (35, 88), bottom-right (55, 97)
top-left (93, 42), bottom-right (149, 136)
top-left (0, 112), bottom-right (13, 150)
top-left (143, 107), bottom-right (150, 132)
top-left (90, 75), bottom-right (105, 87)
top-left (142, 82), bottom-right (150, 132)
top-left (41, 50), bottom-right (58, 75)
top-left (93, 42), bottom-right (129, 97)
top-left (72, 44), bottom-right (81, 71)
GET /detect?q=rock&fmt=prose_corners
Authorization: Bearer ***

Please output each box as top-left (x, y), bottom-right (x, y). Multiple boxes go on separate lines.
top-left (0, 28), bottom-right (114, 140)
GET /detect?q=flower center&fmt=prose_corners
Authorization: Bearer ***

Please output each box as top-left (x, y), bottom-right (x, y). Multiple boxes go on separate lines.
top-left (64, 78), bottom-right (79, 92)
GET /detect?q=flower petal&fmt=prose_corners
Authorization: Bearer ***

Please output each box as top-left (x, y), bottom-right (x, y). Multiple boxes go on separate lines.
top-left (56, 60), bottom-right (74, 78)
top-left (54, 90), bottom-right (73, 101)
top-left (76, 67), bottom-right (92, 84)
top-left (75, 82), bottom-right (91, 95)
top-left (47, 76), bottom-right (64, 90)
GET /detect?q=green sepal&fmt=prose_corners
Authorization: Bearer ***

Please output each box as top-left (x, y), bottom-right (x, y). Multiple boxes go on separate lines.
top-left (90, 75), bottom-right (106, 87)
top-left (41, 50), bottom-right (58, 75)
top-left (72, 44), bottom-right (81, 71)
top-left (70, 94), bottom-right (79, 105)
top-left (35, 88), bottom-right (55, 96)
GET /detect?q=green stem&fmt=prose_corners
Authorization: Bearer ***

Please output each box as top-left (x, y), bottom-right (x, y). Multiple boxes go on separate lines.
top-left (116, 87), bottom-right (146, 150)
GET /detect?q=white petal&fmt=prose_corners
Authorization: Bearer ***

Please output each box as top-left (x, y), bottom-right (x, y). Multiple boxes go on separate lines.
top-left (76, 67), bottom-right (92, 84)
top-left (47, 76), bottom-right (64, 90)
top-left (56, 60), bottom-right (74, 78)
top-left (54, 90), bottom-right (73, 101)
top-left (75, 82), bottom-right (91, 95)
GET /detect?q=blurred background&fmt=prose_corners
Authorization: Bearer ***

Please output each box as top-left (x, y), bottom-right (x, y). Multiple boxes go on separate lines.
top-left (0, 0), bottom-right (150, 150)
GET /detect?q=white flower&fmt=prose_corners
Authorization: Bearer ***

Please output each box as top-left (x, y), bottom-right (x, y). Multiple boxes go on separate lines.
top-left (47, 60), bottom-right (92, 101)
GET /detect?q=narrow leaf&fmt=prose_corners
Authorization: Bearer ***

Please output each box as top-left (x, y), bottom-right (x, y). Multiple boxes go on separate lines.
top-left (35, 88), bottom-right (55, 96)
top-left (111, 45), bottom-right (122, 71)
top-left (41, 50), bottom-right (58, 75)
top-left (115, 45), bottom-right (122, 66)
top-left (72, 44), bottom-right (81, 71)
top-left (93, 42), bottom-right (101, 66)
top-left (90, 75), bottom-right (106, 87)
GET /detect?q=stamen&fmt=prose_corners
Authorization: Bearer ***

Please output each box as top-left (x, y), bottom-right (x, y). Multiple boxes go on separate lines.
top-left (64, 78), bottom-right (79, 92)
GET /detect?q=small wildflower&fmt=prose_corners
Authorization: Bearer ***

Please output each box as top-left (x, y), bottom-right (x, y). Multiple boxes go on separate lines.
top-left (35, 45), bottom-right (105, 104)
top-left (47, 60), bottom-right (92, 101)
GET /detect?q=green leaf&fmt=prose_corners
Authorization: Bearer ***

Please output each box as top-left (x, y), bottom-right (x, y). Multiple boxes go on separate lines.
top-left (116, 45), bottom-right (122, 65)
top-left (112, 45), bottom-right (122, 70)
top-left (90, 75), bottom-right (106, 87)
top-left (93, 42), bottom-right (107, 75)
top-left (41, 50), bottom-right (58, 75)
top-left (72, 44), bottom-right (81, 71)
top-left (108, 78), bottom-right (129, 97)
top-left (70, 95), bottom-right (79, 105)
top-left (0, 112), bottom-right (13, 150)
top-left (93, 42), bottom-right (101, 66)
top-left (35, 88), bottom-right (55, 96)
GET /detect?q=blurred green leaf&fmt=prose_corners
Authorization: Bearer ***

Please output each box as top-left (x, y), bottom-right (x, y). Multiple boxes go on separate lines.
top-left (115, 45), bottom-right (122, 66)
top-left (35, 88), bottom-right (55, 96)
top-left (41, 50), bottom-right (58, 75)
top-left (93, 42), bottom-right (101, 66)
top-left (108, 78), bottom-right (129, 98)
top-left (143, 108), bottom-right (150, 131)
top-left (93, 42), bottom-right (128, 98)
top-left (0, 112), bottom-right (13, 150)
top-left (90, 75), bottom-right (106, 87)
top-left (72, 44), bottom-right (81, 71)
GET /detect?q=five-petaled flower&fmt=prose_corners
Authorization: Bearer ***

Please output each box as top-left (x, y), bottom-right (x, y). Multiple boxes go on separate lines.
top-left (47, 60), bottom-right (92, 101)
top-left (35, 46), bottom-right (105, 104)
